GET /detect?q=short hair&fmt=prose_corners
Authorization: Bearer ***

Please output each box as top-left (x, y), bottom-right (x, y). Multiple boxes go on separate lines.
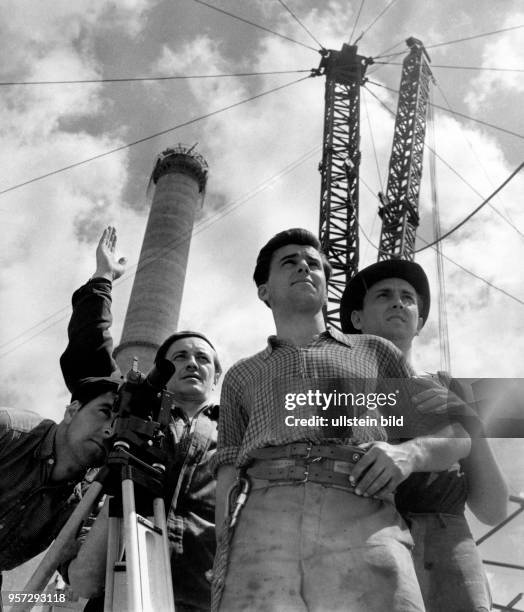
top-left (253, 228), bottom-right (332, 287)
top-left (155, 331), bottom-right (222, 377)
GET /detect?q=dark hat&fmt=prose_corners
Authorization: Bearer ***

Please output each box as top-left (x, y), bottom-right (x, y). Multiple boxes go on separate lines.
top-left (253, 228), bottom-right (330, 287)
top-left (70, 375), bottom-right (122, 406)
top-left (340, 260), bottom-right (430, 334)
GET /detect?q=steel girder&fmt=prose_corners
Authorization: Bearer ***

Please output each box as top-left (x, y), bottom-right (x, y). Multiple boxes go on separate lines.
top-left (318, 44), bottom-right (369, 329)
top-left (378, 38), bottom-right (433, 261)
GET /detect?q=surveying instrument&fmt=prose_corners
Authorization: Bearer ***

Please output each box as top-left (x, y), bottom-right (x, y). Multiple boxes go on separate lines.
top-left (20, 358), bottom-right (178, 612)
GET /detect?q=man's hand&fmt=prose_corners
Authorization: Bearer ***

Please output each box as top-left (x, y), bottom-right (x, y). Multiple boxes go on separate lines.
top-left (93, 226), bottom-right (127, 281)
top-left (412, 376), bottom-right (475, 419)
top-left (350, 441), bottom-right (415, 498)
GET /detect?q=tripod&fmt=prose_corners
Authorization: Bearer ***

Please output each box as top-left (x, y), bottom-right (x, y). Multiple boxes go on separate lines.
top-left (102, 443), bottom-right (175, 612)
top-left (19, 360), bottom-right (178, 612)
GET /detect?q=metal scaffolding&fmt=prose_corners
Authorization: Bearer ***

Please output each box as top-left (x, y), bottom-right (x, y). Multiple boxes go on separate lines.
top-left (317, 44), bottom-right (370, 329)
top-left (377, 37), bottom-right (434, 261)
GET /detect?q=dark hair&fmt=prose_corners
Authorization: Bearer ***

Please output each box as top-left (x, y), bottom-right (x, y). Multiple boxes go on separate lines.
top-left (253, 228), bottom-right (331, 287)
top-left (71, 376), bottom-right (121, 407)
top-left (155, 331), bottom-right (222, 377)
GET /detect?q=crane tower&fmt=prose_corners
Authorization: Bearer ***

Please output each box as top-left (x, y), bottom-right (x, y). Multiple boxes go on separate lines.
top-left (377, 37), bottom-right (433, 260)
top-left (317, 44), bottom-right (371, 328)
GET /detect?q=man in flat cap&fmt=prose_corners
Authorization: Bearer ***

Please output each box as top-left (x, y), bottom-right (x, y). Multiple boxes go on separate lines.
top-left (0, 367), bottom-right (119, 607)
top-left (212, 228), bottom-right (472, 612)
top-left (61, 227), bottom-right (220, 612)
top-left (340, 259), bottom-right (508, 611)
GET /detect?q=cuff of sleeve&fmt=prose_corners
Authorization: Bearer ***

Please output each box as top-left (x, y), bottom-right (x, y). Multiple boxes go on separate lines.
top-left (89, 277), bottom-right (112, 286)
top-left (209, 446), bottom-right (240, 475)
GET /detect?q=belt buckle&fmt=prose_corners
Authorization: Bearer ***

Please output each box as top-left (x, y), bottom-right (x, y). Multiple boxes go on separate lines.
top-left (298, 444), bottom-right (323, 483)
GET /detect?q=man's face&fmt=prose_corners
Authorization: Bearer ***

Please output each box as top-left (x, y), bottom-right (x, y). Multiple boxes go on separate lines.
top-left (64, 391), bottom-right (116, 468)
top-left (258, 244), bottom-right (327, 313)
top-left (164, 337), bottom-right (217, 401)
top-left (350, 278), bottom-right (423, 346)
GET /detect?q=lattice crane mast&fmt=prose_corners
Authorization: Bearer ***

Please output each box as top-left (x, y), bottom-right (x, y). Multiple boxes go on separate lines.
top-left (316, 44), bottom-right (371, 328)
top-left (377, 37), bottom-right (434, 261)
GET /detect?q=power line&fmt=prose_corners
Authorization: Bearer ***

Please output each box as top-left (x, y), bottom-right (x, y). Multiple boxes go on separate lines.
top-left (365, 83), bottom-right (524, 242)
top-left (435, 82), bottom-right (524, 238)
top-left (0, 75), bottom-right (311, 197)
top-left (362, 88), bottom-right (383, 191)
top-left (416, 163), bottom-right (524, 252)
top-left (276, 0), bottom-right (325, 50)
top-left (367, 80), bottom-right (524, 140)
top-left (0, 69), bottom-right (312, 87)
top-left (357, 186), bottom-right (524, 308)
top-left (349, 0), bottom-right (366, 44)
top-left (357, 0), bottom-right (399, 44)
top-left (418, 234), bottom-right (524, 307)
top-left (374, 61), bottom-right (524, 73)
top-left (374, 24), bottom-right (524, 59)
top-left (190, 0), bottom-right (318, 52)
top-left (0, 146), bottom-right (321, 358)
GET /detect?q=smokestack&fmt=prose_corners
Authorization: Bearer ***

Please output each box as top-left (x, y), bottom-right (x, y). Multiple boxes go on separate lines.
top-left (114, 144), bottom-right (208, 373)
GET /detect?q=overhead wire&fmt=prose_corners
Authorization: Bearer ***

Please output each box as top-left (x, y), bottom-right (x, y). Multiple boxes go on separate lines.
top-left (364, 83), bottom-right (524, 246)
top-left (0, 145), bottom-right (322, 358)
top-left (0, 70), bottom-right (313, 87)
top-left (362, 88), bottom-right (384, 191)
top-left (374, 62), bottom-right (524, 73)
top-left (190, 0), bottom-right (319, 52)
top-left (427, 94), bottom-right (451, 371)
top-left (349, 0), bottom-right (366, 45)
top-left (0, 75), bottom-right (311, 197)
top-left (276, 0), bottom-right (325, 50)
top-left (435, 82), bottom-right (524, 238)
top-left (373, 24), bottom-right (524, 59)
top-left (356, 183), bottom-right (524, 308)
top-left (416, 163), bottom-right (524, 252)
top-left (357, 0), bottom-right (399, 44)
top-left (367, 80), bottom-right (524, 139)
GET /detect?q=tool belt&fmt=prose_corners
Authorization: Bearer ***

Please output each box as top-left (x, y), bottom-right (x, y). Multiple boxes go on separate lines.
top-left (247, 443), bottom-right (365, 490)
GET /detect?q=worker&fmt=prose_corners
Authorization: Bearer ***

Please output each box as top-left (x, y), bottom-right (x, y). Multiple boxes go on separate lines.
top-left (211, 228), bottom-right (472, 612)
top-left (340, 258), bottom-right (508, 612)
top-left (0, 368), bottom-right (119, 608)
top-left (61, 227), bottom-right (220, 612)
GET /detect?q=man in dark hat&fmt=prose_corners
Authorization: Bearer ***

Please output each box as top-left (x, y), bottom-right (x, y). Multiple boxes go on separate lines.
top-left (0, 370), bottom-right (119, 606)
top-left (61, 227), bottom-right (220, 612)
top-left (340, 259), bottom-right (508, 612)
top-left (212, 229), bottom-right (471, 612)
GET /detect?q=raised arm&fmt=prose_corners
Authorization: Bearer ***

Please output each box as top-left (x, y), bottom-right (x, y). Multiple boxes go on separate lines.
top-left (60, 227), bottom-right (127, 391)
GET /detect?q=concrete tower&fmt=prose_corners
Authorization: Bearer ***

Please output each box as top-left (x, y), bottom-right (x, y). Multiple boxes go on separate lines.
top-left (114, 144), bottom-right (208, 373)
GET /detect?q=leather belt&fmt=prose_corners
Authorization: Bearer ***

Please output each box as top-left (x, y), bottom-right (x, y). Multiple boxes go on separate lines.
top-left (247, 443), bottom-right (365, 489)
top-left (249, 442), bottom-right (365, 463)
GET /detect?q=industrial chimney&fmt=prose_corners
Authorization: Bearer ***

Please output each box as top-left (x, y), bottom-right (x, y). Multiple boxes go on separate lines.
top-left (114, 144), bottom-right (208, 373)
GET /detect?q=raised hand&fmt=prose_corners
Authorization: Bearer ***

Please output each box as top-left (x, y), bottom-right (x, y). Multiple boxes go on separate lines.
top-left (94, 226), bottom-right (127, 281)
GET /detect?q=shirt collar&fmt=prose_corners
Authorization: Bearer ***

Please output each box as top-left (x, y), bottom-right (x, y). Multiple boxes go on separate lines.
top-left (33, 420), bottom-right (58, 461)
top-left (262, 326), bottom-right (353, 359)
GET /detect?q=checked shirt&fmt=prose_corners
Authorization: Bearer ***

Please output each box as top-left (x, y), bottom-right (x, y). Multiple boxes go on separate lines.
top-left (213, 328), bottom-right (420, 472)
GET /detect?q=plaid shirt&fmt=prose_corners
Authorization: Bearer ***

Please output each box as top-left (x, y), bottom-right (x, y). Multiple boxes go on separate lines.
top-left (213, 328), bottom-right (417, 471)
top-left (0, 408), bottom-right (80, 571)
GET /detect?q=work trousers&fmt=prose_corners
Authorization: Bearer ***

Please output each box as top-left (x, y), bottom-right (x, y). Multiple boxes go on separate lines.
top-left (407, 513), bottom-right (491, 612)
top-left (217, 480), bottom-right (425, 612)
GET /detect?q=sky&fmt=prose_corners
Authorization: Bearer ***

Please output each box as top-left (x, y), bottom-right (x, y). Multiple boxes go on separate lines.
top-left (0, 0), bottom-right (523, 603)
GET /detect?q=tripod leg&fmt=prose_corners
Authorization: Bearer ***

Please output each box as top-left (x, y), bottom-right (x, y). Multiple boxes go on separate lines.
top-left (103, 502), bottom-right (123, 612)
top-left (153, 497), bottom-right (176, 610)
top-left (121, 478), bottom-right (143, 612)
top-left (18, 480), bottom-right (104, 612)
